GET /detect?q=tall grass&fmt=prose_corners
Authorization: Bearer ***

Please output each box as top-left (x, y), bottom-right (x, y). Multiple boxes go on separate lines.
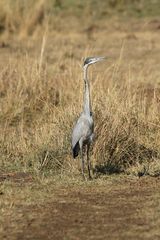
top-left (0, 43), bottom-right (160, 176)
top-left (0, 0), bottom-right (160, 176)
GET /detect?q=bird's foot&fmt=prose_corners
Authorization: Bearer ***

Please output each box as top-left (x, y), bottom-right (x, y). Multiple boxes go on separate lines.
top-left (88, 175), bottom-right (93, 181)
top-left (82, 173), bottom-right (87, 181)
top-left (82, 174), bottom-right (93, 181)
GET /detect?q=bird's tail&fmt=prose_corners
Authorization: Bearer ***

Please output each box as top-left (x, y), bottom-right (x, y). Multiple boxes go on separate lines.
top-left (72, 142), bottom-right (80, 158)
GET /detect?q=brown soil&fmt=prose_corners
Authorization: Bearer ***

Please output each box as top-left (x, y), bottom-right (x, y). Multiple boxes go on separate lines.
top-left (0, 172), bottom-right (33, 183)
top-left (1, 176), bottom-right (160, 240)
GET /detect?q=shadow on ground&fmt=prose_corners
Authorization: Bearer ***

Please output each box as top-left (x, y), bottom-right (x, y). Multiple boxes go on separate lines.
top-left (94, 139), bottom-right (159, 176)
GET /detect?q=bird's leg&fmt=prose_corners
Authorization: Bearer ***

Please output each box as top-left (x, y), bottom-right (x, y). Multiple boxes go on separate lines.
top-left (80, 146), bottom-right (86, 180)
top-left (87, 144), bottom-right (92, 180)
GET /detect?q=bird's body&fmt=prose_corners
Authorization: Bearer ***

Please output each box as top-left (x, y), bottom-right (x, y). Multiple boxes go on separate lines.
top-left (71, 56), bottom-right (106, 179)
top-left (72, 112), bottom-right (94, 158)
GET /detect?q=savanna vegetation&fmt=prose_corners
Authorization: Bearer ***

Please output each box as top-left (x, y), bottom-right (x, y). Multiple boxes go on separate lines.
top-left (0, 1), bottom-right (160, 239)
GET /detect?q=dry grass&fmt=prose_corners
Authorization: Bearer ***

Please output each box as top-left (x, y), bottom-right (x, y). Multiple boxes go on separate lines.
top-left (0, 2), bottom-right (160, 239)
top-left (0, 0), bottom-right (160, 178)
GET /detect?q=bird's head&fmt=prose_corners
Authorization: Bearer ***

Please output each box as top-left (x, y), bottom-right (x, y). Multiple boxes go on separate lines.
top-left (83, 56), bottom-right (106, 67)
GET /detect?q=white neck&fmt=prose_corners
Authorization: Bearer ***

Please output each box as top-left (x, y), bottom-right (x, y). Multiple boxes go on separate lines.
top-left (83, 65), bottom-right (91, 115)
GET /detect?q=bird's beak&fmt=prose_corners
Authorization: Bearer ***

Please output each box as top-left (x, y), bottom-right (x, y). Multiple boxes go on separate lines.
top-left (96, 56), bottom-right (106, 63)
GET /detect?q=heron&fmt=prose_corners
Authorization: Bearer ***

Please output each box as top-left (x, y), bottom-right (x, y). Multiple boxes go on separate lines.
top-left (71, 56), bottom-right (106, 179)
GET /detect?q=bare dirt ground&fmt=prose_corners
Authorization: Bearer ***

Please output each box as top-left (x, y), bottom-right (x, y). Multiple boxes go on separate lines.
top-left (1, 175), bottom-right (160, 240)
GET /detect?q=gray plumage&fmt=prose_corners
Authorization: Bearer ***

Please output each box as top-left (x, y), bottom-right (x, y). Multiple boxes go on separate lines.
top-left (71, 56), bottom-right (106, 179)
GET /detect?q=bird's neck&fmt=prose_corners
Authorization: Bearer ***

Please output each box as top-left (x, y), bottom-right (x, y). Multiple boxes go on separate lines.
top-left (83, 65), bottom-right (92, 115)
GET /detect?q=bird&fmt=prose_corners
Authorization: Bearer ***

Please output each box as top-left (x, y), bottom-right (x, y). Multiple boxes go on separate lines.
top-left (71, 56), bottom-right (106, 180)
